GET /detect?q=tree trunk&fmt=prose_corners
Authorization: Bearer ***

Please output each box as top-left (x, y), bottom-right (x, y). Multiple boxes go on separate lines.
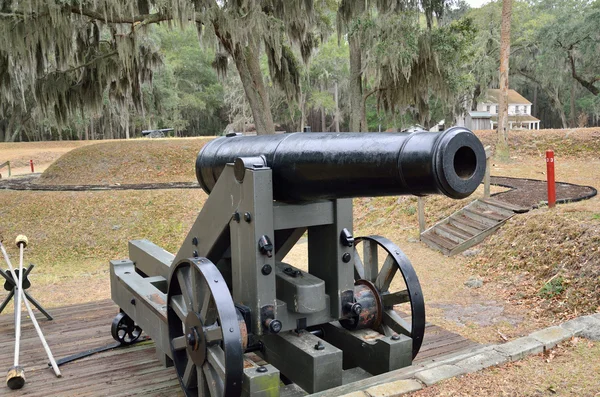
top-left (349, 34), bottom-right (365, 132)
top-left (232, 39), bottom-right (275, 135)
top-left (570, 79), bottom-right (576, 127)
top-left (125, 116), bottom-right (130, 139)
top-left (10, 126), bottom-right (21, 142)
top-left (334, 82), bottom-right (340, 133)
top-left (320, 83), bottom-right (326, 132)
top-left (5, 117), bottom-right (15, 142)
top-left (497, 0), bottom-right (512, 158)
top-left (533, 85), bottom-right (538, 116)
top-left (299, 90), bottom-right (306, 132)
top-left (553, 92), bottom-right (568, 128)
top-left (472, 84), bottom-right (481, 111)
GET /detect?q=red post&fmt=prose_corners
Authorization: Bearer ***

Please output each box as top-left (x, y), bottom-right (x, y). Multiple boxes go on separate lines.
top-left (30, 159), bottom-right (34, 173)
top-left (546, 150), bottom-right (555, 208)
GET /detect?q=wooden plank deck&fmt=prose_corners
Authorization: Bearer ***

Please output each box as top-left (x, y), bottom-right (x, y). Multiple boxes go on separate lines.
top-left (0, 300), bottom-right (478, 396)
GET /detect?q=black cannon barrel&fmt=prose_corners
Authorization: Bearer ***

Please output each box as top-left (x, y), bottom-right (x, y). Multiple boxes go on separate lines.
top-left (196, 127), bottom-right (486, 201)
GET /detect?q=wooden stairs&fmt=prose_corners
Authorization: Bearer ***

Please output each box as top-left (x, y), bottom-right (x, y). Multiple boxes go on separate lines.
top-left (420, 197), bottom-right (524, 256)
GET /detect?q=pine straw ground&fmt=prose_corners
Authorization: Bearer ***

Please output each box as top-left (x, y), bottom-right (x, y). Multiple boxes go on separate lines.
top-left (410, 337), bottom-right (600, 396)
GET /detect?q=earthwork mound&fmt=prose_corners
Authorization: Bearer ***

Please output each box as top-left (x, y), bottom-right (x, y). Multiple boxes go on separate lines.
top-left (474, 127), bottom-right (600, 157)
top-left (36, 137), bottom-right (214, 185)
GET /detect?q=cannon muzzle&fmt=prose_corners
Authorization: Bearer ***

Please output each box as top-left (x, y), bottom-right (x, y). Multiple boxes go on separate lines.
top-left (196, 127), bottom-right (486, 201)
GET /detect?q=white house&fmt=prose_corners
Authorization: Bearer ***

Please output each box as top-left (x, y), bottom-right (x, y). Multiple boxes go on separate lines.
top-left (477, 89), bottom-right (541, 130)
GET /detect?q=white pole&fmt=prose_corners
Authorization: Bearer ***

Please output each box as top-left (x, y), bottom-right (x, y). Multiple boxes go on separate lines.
top-left (0, 241), bottom-right (62, 378)
top-left (15, 241), bottom-right (24, 367)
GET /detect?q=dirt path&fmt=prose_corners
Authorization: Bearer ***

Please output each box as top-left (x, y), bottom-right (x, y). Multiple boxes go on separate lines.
top-left (2, 175), bottom-right (596, 212)
top-left (0, 141), bottom-right (95, 176)
top-left (0, 175), bottom-right (199, 190)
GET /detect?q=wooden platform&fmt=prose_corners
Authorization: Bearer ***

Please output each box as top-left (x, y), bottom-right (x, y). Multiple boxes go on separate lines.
top-left (0, 300), bottom-right (478, 396)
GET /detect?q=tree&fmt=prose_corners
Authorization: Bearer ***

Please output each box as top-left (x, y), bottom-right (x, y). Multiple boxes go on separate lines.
top-left (0, 1), bottom-right (318, 138)
top-left (544, 1), bottom-right (600, 97)
top-left (497, 0), bottom-right (512, 156)
top-left (337, 0), bottom-right (474, 132)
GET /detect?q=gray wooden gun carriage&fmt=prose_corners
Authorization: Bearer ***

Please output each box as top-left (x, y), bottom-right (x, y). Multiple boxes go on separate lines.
top-left (109, 127), bottom-right (486, 397)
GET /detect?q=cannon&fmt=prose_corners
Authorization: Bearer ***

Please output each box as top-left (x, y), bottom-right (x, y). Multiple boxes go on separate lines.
top-left (109, 127), bottom-right (485, 396)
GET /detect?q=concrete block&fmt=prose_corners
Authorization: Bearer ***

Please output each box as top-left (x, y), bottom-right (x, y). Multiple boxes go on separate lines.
top-left (339, 392), bottom-right (369, 397)
top-left (365, 379), bottom-right (423, 397)
top-left (454, 350), bottom-right (508, 373)
top-left (419, 346), bottom-right (490, 370)
top-left (414, 364), bottom-right (466, 386)
top-left (560, 315), bottom-right (600, 336)
top-left (493, 336), bottom-right (544, 361)
top-left (581, 326), bottom-right (600, 341)
top-left (583, 314), bottom-right (600, 341)
top-left (529, 326), bottom-right (573, 349)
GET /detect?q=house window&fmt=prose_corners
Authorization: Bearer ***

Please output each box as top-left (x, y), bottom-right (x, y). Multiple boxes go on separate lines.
top-left (491, 105), bottom-right (496, 114)
top-left (486, 105), bottom-right (490, 112)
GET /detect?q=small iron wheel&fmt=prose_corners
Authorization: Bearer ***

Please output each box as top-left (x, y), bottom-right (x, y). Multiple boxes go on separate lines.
top-left (111, 312), bottom-right (142, 345)
top-left (167, 257), bottom-right (244, 397)
top-left (352, 235), bottom-right (426, 359)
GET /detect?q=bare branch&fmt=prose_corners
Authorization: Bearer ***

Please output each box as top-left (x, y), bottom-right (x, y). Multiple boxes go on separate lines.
top-left (41, 51), bottom-right (119, 80)
top-left (69, 7), bottom-right (170, 25)
top-left (567, 50), bottom-right (599, 96)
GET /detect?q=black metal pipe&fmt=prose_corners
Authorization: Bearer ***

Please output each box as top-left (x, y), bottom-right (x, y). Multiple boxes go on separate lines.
top-left (196, 127), bottom-right (486, 201)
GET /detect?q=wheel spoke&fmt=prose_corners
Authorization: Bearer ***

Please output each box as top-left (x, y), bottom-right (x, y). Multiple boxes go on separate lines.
top-left (198, 286), bottom-right (212, 323)
top-left (383, 309), bottom-right (412, 337)
top-left (172, 336), bottom-right (187, 351)
top-left (171, 295), bottom-right (188, 321)
top-left (177, 266), bottom-right (193, 309)
top-left (206, 345), bottom-right (226, 380)
top-left (354, 248), bottom-right (365, 280)
top-left (197, 365), bottom-right (208, 396)
top-left (363, 240), bottom-right (379, 282)
top-left (182, 359), bottom-right (197, 389)
top-left (375, 255), bottom-right (398, 292)
top-left (203, 362), bottom-right (224, 396)
top-left (381, 290), bottom-right (410, 307)
top-left (204, 324), bottom-right (223, 344)
top-left (190, 266), bottom-right (203, 312)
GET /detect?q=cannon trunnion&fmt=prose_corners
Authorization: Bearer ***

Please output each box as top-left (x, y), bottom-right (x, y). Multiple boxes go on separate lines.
top-left (109, 128), bottom-right (486, 396)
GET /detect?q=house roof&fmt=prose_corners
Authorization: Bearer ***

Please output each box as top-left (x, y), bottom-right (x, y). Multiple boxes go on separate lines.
top-left (469, 111), bottom-right (491, 119)
top-left (483, 89), bottom-right (532, 105)
top-left (490, 114), bottom-right (540, 123)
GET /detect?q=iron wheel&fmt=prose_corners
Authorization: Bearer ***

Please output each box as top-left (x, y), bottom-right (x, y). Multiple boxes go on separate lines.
top-left (111, 312), bottom-right (142, 345)
top-left (352, 235), bottom-right (426, 359)
top-left (167, 257), bottom-right (244, 397)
